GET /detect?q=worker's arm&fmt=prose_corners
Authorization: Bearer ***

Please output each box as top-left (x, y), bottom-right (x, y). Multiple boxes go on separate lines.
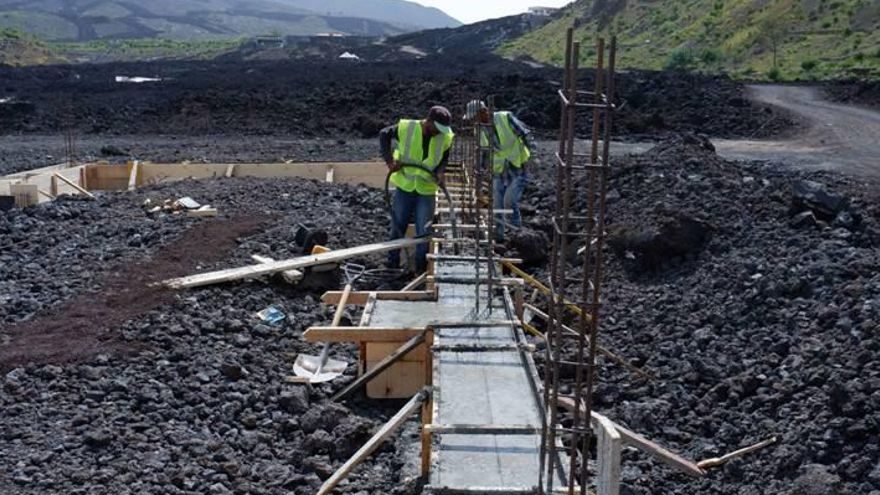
top-left (508, 113), bottom-right (536, 152)
top-left (379, 124), bottom-right (400, 171)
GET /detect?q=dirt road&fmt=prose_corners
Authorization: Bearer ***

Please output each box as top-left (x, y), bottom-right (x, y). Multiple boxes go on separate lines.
top-left (714, 85), bottom-right (880, 177)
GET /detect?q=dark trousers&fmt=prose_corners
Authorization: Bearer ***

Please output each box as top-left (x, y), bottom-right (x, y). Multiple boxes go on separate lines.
top-left (387, 188), bottom-right (435, 272)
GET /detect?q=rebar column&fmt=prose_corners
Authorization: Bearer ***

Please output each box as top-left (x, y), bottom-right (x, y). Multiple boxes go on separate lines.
top-left (540, 31), bottom-right (617, 495)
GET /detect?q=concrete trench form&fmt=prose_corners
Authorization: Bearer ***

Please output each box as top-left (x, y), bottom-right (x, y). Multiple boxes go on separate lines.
top-left (365, 262), bottom-right (549, 493)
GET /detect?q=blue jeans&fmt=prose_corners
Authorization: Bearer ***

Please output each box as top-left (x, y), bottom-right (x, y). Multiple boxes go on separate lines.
top-left (493, 167), bottom-right (526, 240)
top-left (388, 188), bottom-right (435, 272)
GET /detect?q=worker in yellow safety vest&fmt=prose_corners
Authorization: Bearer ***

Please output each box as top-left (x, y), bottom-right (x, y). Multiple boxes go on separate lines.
top-left (465, 99), bottom-right (536, 242)
top-left (379, 106), bottom-right (455, 273)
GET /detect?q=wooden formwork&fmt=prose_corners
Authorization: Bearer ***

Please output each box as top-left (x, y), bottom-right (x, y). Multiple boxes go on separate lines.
top-left (0, 160), bottom-right (391, 205)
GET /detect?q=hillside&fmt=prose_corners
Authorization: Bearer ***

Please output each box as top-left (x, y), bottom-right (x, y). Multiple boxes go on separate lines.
top-left (500, 0), bottom-right (880, 79)
top-left (0, 28), bottom-right (63, 65)
top-left (0, 0), bottom-right (459, 42)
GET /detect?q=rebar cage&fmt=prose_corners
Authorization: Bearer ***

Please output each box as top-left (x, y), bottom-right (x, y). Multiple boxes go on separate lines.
top-left (539, 30), bottom-right (618, 494)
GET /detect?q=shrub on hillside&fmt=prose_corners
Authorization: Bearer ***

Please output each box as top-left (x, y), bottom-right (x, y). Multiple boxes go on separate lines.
top-left (665, 49), bottom-right (694, 71)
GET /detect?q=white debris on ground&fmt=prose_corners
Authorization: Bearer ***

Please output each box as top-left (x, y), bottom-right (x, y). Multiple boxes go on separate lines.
top-left (114, 76), bottom-right (162, 83)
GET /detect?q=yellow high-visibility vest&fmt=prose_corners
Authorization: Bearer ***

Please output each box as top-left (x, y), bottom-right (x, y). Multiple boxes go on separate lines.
top-left (480, 112), bottom-right (531, 174)
top-left (391, 119), bottom-right (454, 195)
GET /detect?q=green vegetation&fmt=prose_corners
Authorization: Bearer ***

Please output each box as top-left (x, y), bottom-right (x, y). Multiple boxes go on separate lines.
top-left (499, 0), bottom-right (880, 81)
top-left (0, 27), bottom-right (63, 65)
top-left (51, 37), bottom-right (245, 62)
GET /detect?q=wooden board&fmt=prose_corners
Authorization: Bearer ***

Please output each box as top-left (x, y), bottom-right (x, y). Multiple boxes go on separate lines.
top-left (303, 327), bottom-right (425, 343)
top-left (163, 237), bottom-right (427, 289)
top-left (366, 342), bottom-right (428, 362)
top-left (321, 290), bottom-right (435, 305)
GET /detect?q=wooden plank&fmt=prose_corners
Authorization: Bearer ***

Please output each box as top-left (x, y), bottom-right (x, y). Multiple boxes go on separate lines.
top-left (597, 415), bottom-right (622, 495)
top-left (317, 389), bottom-right (429, 495)
top-left (38, 189), bottom-right (55, 200)
top-left (50, 174), bottom-right (58, 196)
top-left (163, 237), bottom-right (427, 289)
top-left (251, 254), bottom-right (303, 283)
top-left (304, 327), bottom-right (425, 343)
top-left (557, 397), bottom-right (705, 477)
top-left (187, 207), bottom-right (218, 218)
top-left (53, 173), bottom-right (96, 199)
top-left (332, 330), bottom-right (428, 402)
top-left (321, 290), bottom-right (435, 305)
top-left (401, 272), bottom-right (427, 291)
top-left (366, 342), bottom-right (427, 362)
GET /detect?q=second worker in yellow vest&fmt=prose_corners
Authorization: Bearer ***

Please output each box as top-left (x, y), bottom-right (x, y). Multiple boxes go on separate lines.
top-left (465, 100), bottom-right (536, 242)
top-left (379, 105), bottom-right (455, 273)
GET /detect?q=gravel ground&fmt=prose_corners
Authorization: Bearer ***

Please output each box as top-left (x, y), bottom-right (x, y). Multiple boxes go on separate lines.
top-left (2, 136), bottom-right (878, 495)
top-left (516, 136), bottom-right (880, 495)
top-left (0, 177), bottom-right (423, 495)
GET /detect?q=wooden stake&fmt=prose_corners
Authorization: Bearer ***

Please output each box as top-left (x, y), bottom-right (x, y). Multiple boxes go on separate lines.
top-left (317, 388), bottom-right (430, 495)
top-left (596, 415), bottom-right (622, 495)
top-left (128, 161), bottom-right (139, 191)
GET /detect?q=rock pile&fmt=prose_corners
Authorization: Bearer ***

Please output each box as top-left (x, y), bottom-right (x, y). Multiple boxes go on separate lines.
top-left (523, 135), bottom-right (880, 494)
top-left (0, 176), bottom-right (422, 495)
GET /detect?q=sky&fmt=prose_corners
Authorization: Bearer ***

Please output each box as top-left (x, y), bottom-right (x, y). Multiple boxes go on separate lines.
top-left (409, 0), bottom-right (573, 25)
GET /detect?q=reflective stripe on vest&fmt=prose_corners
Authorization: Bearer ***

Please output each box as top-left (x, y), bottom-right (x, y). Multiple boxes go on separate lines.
top-left (391, 119), bottom-right (454, 195)
top-left (491, 112), bottom-right (531, 174)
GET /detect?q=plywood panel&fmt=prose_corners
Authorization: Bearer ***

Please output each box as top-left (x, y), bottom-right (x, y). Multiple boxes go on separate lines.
top-left (365, 361), bottom-right (425, 399)
top-left (138, 163), bottom-right (228, 184)
top-left (85, 164), bottom-right (130, 191)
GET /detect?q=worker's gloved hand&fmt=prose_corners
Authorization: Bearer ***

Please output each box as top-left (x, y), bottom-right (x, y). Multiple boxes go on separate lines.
top-left (387, 160), bottom-right (401, 172)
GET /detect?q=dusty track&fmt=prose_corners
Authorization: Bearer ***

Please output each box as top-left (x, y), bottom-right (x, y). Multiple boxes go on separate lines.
top-left (715, 85), bottom-right (880, 177)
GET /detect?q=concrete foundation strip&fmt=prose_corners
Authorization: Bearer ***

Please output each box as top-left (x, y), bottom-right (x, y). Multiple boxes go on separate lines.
top-left (423, 487), bottom-right (539, 495)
